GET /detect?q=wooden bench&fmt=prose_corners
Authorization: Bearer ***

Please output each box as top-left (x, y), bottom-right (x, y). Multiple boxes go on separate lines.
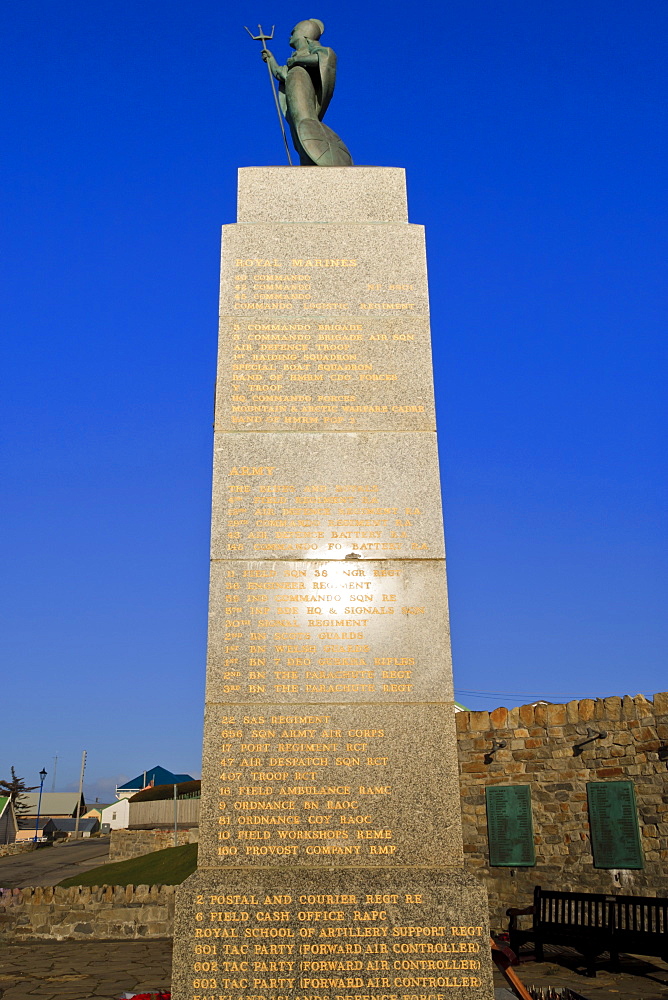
top-left (610, 892), bottom-right (668, 970)
top-left (507, 886), bottom-right (668, 977)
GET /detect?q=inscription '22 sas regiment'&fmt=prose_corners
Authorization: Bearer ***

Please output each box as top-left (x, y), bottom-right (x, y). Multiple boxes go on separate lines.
top-left (215, 713), bottom-right (395, 861)
top-left (170, 169), bottom-right (495, 1000)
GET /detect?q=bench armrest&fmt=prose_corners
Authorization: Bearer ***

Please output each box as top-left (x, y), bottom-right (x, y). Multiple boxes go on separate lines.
top-left (506, 905), bottom-right (534, 933)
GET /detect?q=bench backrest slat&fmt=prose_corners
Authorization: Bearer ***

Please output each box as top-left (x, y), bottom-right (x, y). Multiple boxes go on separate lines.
top-left (536, 888), bottom-right (611, 929)
top-left (533, 887), bottom-right (668, 937)
top-left (614, 896), bottom-right (668, 935)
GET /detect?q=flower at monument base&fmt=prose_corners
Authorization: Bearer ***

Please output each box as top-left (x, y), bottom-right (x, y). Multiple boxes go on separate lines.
top-left (117, 993), bottom-right (170, 999)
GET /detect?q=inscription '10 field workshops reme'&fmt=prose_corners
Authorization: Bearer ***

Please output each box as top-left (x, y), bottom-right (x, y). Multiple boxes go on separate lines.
top-left (171, 167), bottom-right (495, 1000)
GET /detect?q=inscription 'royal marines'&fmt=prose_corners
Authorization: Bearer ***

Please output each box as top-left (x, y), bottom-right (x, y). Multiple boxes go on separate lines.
top-left (172, 165), bottom-right (493, 998)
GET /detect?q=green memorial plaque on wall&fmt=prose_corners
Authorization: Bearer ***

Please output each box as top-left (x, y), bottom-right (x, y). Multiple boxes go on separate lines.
top-left (486, 784), bottom-right (535, 867)
top-left (587, 780), bottom-right (644, 869)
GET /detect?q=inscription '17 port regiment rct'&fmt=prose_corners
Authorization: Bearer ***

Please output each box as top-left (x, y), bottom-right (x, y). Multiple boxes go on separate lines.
top-left (170, 167), bottom-right (495, 1000)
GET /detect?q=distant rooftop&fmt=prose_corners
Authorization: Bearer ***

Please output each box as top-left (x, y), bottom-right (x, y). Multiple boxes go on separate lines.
top-left (42, 817), bottom-right (98, 833)
top-left (116, 765), bottom-right (195, 797)
top-left (18, 791), bottom-right (84, 815)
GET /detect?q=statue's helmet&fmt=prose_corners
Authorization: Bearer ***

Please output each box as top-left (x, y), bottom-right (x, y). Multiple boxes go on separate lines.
top-left (290, 18), bottom-right (324, 41)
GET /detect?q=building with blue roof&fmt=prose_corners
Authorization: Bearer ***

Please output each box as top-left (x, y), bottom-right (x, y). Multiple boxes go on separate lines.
top-left (115, 765), bottom-right (195, 800)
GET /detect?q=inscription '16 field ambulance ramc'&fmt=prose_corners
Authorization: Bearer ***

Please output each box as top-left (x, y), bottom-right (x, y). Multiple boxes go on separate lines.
top-left (170, 164), bottom-right (495, 1000)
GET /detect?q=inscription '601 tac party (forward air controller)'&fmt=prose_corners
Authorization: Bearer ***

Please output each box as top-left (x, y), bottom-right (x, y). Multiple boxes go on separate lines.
top-left (170, 16), bottom-right (496, 1000)
top-left (246, 19), bottom-right (353, 167)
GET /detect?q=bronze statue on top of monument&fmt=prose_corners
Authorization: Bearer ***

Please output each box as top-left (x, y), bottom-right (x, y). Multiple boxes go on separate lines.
top-left (245, 19), bottom-right (353, 167)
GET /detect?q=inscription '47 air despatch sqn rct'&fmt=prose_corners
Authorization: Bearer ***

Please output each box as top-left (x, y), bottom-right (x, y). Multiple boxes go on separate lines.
top-left (171, 162), bottom-right (495, 1000)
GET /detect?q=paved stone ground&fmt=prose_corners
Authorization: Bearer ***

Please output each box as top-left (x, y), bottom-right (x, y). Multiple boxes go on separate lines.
top-left (495, 944), bottom-right (668, 999)
top-left (0, 940), bottom-right (172, 999)
top-left (0, 940), bottom-right (667, 1000)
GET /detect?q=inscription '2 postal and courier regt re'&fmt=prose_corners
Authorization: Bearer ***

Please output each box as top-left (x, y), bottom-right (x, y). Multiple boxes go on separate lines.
top-left (171, 19), bottom-right (495, 1000)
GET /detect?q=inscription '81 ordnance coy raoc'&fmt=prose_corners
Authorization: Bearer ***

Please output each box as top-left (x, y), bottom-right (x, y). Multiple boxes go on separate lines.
top-left (170, 164), bottom-right (497, 1000)
top-left (245, 19), bottom-right (353, 167)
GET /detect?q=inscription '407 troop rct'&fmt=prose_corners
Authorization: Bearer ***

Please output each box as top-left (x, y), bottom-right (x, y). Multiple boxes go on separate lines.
top-left (171, 167), bottom-right (494, 1000)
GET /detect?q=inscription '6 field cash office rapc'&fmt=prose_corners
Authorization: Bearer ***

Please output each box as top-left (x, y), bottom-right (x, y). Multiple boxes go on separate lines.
top-left (171, 18), bottom-right (496, 1000)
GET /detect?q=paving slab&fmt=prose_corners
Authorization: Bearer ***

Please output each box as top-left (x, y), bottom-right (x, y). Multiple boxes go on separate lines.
top-left (1, 939), bottom-right (667, 1000)
top-left (493, 944), bottom-right (668, 999)
top-left (0, 940), bottom-right (171, 1000)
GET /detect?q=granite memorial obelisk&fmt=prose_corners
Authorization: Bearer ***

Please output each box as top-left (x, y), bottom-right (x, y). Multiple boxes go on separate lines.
top-left (172, 21), bottom-right (494, 1000)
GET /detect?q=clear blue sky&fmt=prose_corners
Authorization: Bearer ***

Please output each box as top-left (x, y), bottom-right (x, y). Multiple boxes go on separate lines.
top-left (2, 1), bottom-right (666, 802)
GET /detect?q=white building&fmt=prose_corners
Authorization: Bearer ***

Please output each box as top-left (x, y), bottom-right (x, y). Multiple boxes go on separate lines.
top-left (99, 798), bottom-right (129, 829)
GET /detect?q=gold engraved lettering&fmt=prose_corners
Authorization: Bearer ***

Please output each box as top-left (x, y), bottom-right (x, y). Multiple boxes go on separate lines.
top-left (303, 303), bottom-right (349, 310)
top-left (235, 259), bottom-right (281, 267)
top-left (292, 259), bottom-right (358, 267)
top-left (359, 303), bottom-right (415, 311)
top-left (229, 466), bottom-right (276, 476)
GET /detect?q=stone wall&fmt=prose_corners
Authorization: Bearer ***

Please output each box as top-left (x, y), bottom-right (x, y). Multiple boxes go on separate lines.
top-left (109, 827), bottom-right (198, 862)
top-left (456, 691), bottom-right (668, 930)
top-left (0, 885), bottom-right (175, 940)
top-left (2, 694), bottom-right (665, 943)
top-left (0, 841), bottom-right (36, 858)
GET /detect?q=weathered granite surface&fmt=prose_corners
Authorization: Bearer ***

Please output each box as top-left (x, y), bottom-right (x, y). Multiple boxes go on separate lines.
top-left (210, 432), bottom-right (445, 561)
top-left (237, 167), bottom-right (409, 223)
top-left (196, 700), bottom-right (463, 869)
top-left (172, 168), bottom-right (493, 999)
top-left (221, 224), bottom-right (430, 313)
top-left (215, 314), bottom-right (436, 433)
top-left (173, 869), bottom-right (493, 1000)
top-left (205, 558), bottom-right (453, 704)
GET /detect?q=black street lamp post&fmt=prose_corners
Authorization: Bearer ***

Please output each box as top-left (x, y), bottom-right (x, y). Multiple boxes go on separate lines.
top-left (34, 768), bottom-right (47, 843)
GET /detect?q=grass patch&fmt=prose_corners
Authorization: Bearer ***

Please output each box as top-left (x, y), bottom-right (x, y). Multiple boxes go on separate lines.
top-left (58, 842), bottom-right (198, 887)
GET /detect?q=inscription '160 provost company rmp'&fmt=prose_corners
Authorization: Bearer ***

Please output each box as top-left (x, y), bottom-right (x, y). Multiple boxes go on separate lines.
top-left (214, 713), bottom-right (395, 862)
top-left (171, 169), bottom-right (494, 1000)
top-left (196, 699), bottom-right (460, 871)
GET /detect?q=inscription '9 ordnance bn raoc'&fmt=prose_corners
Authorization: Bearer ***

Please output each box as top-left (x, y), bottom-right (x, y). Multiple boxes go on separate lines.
top-left (171, 168), bottom-right (495, 999)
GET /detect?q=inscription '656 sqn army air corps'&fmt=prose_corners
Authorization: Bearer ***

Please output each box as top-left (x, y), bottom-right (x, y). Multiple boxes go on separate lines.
top-left (171, 168), bottom-right (494, 1000)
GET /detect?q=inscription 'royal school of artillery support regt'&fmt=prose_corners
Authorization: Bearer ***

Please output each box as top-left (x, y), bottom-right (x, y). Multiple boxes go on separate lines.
top-left (171, 21), bottom-right (495, 1000)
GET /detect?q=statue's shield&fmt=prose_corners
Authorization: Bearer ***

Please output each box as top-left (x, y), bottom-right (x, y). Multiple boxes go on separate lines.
top-left (296, 118), bottom-right (353, 166)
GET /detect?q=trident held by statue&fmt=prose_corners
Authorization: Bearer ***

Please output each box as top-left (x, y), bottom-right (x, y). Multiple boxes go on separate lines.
top-left (244, 24), bottom-right (293, 165)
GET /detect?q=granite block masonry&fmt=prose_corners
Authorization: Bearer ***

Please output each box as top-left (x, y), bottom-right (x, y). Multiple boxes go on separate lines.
top-left (171, 167), bottom-right (494, 1000)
